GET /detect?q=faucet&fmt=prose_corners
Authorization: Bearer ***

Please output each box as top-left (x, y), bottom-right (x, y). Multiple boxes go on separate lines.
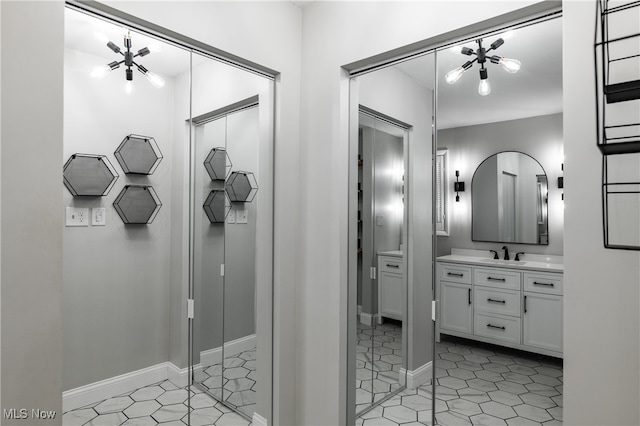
top-left (515, 252), bottom-right (525, 261)
top-left (489, 250), bottom-right (499, 259)
top-left (502, 245), bottom-right (510, 260)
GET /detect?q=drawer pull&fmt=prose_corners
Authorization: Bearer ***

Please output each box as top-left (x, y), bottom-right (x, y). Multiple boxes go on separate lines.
top-left (533, 281), bottom-right (554, 287)
top-left (487, 276), bottom-right (506, 282)
top-left (468, 288), bottom-right (472, 305)
top-left (487, 324), bottom-right (506, 330)
top-left (487, 298), bottom-right (506, 304)
top-left (386, 264), bottom-right (399, 269)
top-left (447, 272), bottom-right (464, 277)
top-left (524, 295), bottom-right (527, 313)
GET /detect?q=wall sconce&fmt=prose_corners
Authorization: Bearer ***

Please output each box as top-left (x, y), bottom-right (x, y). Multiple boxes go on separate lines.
top-left (454, 170), bottom-right (465, 202)
top-left (558, 163), bottom-right (564, 200)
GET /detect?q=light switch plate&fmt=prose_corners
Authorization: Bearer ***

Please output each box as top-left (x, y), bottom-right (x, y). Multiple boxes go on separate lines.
top-left (236, 209), bottom-right (248, 224)
top-left (66, 207), bottom-right (89, 227)
top-left (91, 207), bottom-right (106, 226)
top-left (376, 215), bottom-right (384, 226)
top-left (227, 210), bottom-right (236, 224)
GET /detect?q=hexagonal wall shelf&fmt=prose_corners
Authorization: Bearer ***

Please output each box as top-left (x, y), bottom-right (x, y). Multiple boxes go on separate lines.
top-left (203, 189), bottom-right (231, 223)
top-left (226, 171), bottom-right (258, 203)
top-left (114, 134), bottom-right (163, 175)
top-left (63, 153), bottom-right (119, 196)
top-left (204, 147), bottom-right (232, 181)
top-left (113, 185), bottom-right (162, 224)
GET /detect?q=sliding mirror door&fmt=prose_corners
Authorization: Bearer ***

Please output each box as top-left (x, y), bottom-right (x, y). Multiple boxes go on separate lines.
top-left (349, 51), bottom-right (436, 425)
top-left (189, 51), bottom-right (274, 424)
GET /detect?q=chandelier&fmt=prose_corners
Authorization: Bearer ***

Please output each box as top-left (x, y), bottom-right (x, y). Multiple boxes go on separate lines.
top-left (445, 38), bottom-right (521, 96)
top-left (90, 31), bottom-right (165, 94)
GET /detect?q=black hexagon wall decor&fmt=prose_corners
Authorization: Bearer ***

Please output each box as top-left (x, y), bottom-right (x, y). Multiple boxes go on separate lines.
top-left (204, 147), bottom-right (232, 181)
top-left (113, 185), bottom-right (162, 224)
top-left (226, 171), bottom-right (258, 203)
top-left (63, 153), bottom-right (119, 196)
top-left (114, 134), bottom-right (163, 175)
top-left (203, 189), bottom-right (231, 224)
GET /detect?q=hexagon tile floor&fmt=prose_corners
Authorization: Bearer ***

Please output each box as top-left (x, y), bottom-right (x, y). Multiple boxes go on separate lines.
top-left (356, 319), bottom-right (405, 414)
top-left (195, 348), bottom-right (257, 419)
top-left (63, 380), bottom-right (250, 426)
top-left (356, 335), bottom-right (563, 426)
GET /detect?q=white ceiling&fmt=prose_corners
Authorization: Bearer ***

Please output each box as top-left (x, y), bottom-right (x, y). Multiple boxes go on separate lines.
top-left (394, 17), bottom-right (563, 129)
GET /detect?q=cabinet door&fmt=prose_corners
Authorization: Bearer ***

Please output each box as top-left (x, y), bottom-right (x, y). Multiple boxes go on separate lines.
top-left (440, 281), bottom-right (473, 335)
top-left (379, 271), bottom-right (403, 320)
top-left (523, 292), bottom-right (563, 353)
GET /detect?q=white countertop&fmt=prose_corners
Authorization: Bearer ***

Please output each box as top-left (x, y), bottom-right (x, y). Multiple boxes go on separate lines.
top-left (437, 248), bottom-right (563, 273)
top-left (378, 250), bottom-right (403, 258)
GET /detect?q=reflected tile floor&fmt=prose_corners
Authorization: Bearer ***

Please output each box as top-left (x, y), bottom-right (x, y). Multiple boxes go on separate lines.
top-left (195, 348), bottom-right (257, 419)
top-left (357, 336), bottom-right (563, 425)
top-left (63, 380), bottom-right (251, 426)
top-left (356, 319), bottom-right (404, 414)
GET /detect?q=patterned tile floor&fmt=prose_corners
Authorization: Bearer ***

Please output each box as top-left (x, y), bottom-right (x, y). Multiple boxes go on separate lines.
top-left (63, 380), bottom-right (251, 426)
top-left (357, 335), bottom-right (563, 425)
top-left (195, 347), bottom-right (257, 419)
top-left (356, 319), bottom-right (404, 414)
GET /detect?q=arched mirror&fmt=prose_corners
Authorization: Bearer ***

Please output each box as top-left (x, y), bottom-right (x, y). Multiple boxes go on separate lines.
top-left (472, 152), bottom-right (548, 245)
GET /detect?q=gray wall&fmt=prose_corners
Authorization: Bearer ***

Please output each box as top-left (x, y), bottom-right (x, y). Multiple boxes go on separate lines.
top-left (564, 2), bottom-right (640, 424)
top-left (62, 45), bottom-right (181, 390)
top-left (437, 113), bottom-right (564, 257)
top-left (1, 2), bottom-right (64, 423)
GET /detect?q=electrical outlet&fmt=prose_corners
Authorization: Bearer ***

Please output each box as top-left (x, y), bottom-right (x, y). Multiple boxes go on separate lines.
top-left (66, 207), bottom-right (89, 227)
top-left (91, 207), bottom-right (106, 226)
top-left (236, 209), bottom-right (248, 224)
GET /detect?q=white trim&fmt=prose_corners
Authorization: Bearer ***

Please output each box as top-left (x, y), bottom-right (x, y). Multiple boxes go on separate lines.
top-left (357, 305), bottom-right (363, 316)
top-left (200, 334), bottom-right (256, 368)
top-left (252, 412), bottom-right (268, 426)
top-left (62, 362), bottom-right (169, 412)
top-left (399, 361), bottom-right (432, 389)
top-left (359, 312), bottom-right (374, 326)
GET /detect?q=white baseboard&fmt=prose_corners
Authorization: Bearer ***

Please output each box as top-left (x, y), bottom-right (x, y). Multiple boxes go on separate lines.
top-left (359, 312), bottom-right (375, 326)
top-left (63, 363), bottom-right (169, 412)
top-left (399, 361), bottom-right (432, 389)
top-left (357, 305), bottom-right (363, 316)
top-left (252, 412), bottom-right (268, 426)
top-left (200, 334), bottom-right (256, 368)
top-left (64, 334), bottom-right (257, 413)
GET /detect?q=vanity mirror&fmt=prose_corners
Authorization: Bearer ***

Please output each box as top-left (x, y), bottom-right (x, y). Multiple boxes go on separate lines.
top-left (472, 151), bottom-right (548, 245)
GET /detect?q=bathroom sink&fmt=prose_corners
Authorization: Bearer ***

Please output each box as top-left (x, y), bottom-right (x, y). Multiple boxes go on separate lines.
top-left (478, 258), bottom-right (527, 266)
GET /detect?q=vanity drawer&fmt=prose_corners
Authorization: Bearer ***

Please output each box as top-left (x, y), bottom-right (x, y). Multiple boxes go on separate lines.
top-left (439, 264), bottom-right (472, 284)
top-left (474, 268), bottom-right (521, 290)
top-left (474, 312), bottom-right (521, 345)
top-left (379, 256), bottom-right (403, 273)
top-left (524, 272), bottom-right (563, 295)
top-left (474, 286), bottom-right (521, 317)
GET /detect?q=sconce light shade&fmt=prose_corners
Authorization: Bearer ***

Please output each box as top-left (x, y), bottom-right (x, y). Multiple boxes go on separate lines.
top-left (454, 170), bottom-right (465, 202)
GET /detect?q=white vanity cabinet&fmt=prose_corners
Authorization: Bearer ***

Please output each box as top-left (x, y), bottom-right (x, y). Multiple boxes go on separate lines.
top-left (378, 253), bottom-right (403, 321)
top-left (523, 271), bottom-right (563, 353)
top-left (437, 255), bottom-right (563, 358)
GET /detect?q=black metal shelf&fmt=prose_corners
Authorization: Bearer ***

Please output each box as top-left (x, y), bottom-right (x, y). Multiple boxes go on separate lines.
top-left (595, 0), bottom-right (640, 249)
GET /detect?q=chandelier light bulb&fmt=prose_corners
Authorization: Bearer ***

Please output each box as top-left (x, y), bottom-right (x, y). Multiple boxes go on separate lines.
top-left (90, 64), bottom-right (112, 79)
top-left (478, 79), bottom-right (491, 96)
top-left (124, 80), bottom-right (134, 95)
top-left (445, 67), bottom-right (465, 84)
top-left (145, 71), bottom-right (165, 88)
top-left (499, 57), bottom-right (521, 73)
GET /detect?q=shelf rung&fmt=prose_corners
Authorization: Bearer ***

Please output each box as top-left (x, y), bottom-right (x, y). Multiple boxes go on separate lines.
top-left (605, 80), bottom-right (640, 103)
top-left (599, 140), bottom-right (640, 155)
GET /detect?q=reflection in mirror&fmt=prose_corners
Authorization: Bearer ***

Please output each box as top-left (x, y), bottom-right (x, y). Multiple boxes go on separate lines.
top-left (472, 152), bottom-right (548, 245)
top-left (356, 111), bottom-right (406, 414)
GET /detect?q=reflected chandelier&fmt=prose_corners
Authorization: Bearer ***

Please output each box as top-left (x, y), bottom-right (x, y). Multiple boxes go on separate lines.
top-left (445, 38), bottom-right (521, 96)
top-left (91, 31), bottom-right (165, 94)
